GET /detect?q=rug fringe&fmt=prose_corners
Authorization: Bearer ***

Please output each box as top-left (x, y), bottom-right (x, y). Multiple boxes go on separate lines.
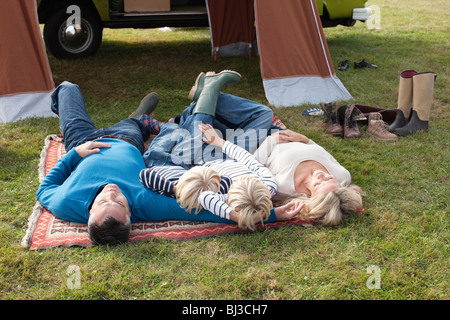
top-left (21, 202), bottom-right (44, 248)
top-left (21, 135), bottom-right (62, 248)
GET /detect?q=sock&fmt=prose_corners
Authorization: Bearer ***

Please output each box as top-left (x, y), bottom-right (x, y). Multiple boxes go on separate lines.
top-left (167, 115), bottom-right (181, 124)
top-left (139, 114), bottom-right (165, 135)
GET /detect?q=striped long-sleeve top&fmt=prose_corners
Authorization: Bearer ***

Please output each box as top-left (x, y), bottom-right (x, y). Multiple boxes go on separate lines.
top-left (140, 141), bottom-right (277, 221)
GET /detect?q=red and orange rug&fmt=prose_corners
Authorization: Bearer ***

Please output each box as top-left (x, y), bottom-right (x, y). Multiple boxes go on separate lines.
top-left (22, 118), bottom-right (312, 250)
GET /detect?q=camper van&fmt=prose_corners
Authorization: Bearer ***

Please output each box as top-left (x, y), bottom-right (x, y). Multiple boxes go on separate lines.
top-left (37, 0), bottom-right (370, 59)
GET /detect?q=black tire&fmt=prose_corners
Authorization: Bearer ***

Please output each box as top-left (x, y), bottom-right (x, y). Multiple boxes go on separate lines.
top-left (43, 6), bottom-right (103, 59)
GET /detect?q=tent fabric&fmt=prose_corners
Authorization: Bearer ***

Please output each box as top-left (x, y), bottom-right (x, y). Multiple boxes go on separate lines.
top-left (254, 0), bottom-right (352, 107)
top-left (0, 0), bottom-right (54, 123)
top-left (206, 0), bottom-right (257, 59)
top-left (206, 0), bottom-right (352, 107)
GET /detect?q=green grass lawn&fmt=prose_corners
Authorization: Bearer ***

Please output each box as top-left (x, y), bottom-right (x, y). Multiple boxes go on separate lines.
top-left (0, 0), bottom-right (448, 300)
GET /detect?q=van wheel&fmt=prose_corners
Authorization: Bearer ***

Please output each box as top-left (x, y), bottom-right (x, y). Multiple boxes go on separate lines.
top-left (43, 6), bottom-right (103, 59)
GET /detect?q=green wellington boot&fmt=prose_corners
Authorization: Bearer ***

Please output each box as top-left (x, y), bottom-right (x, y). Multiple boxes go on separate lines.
top-left (192, 70), bottom-right (241, 115)
top-left (188, 72), bottom-right (206, 101)
top-left (128, 92), bottom-right (159, 119)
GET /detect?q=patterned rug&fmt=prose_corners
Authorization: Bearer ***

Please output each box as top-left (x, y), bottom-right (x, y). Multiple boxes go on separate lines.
top-left (22, 118), bottom-right (312, 250)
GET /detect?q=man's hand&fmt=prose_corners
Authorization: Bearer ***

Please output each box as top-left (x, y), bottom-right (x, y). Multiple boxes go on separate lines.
top-left (274, 201), bottom-right (304, 221)
top-left (199, 123), bottom-right (225, 147)
top-left (272, 129), bottom-right (309, 144)
top-left (75, 141), bottom-right (111, 158)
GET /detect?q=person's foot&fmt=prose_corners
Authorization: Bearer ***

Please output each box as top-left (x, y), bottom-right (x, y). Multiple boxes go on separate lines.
top-left (139, 114), bottom-right (164, 135)
top-left (129, 92), bottom-right (159, 119)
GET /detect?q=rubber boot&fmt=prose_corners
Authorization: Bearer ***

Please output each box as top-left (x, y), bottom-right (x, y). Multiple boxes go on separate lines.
top-left (394, 72), bottom-right (436, 136)
top-left (128, 92), bottom-right (159, 119)
top-left (192, 70), bottom-right (241, 116)
top-left (388, 70), bottom-right (417, 132)
top-left (188, 72), bottom-right (206, 101)
top-left (321, 101), bottom-right (343, 136)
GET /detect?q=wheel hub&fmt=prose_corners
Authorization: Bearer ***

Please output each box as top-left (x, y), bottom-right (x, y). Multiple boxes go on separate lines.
top-left (59, 19), bottom-right (93, 53)
top-left (64, 24), bottom-right (86, 47)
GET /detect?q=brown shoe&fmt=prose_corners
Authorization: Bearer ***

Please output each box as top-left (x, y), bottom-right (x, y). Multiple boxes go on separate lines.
top-left (367, 112), bottom-right (398, 141)
top-left (343, 104), bottom-right (362, 139)
top-left (321, 101), bottom-right (343, 136)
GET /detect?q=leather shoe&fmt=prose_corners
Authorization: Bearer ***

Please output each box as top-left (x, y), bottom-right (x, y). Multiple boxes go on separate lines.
top-left (354, 59), bottom-right (378, 69)
top-left (338, 60), bottom-right (349, 71)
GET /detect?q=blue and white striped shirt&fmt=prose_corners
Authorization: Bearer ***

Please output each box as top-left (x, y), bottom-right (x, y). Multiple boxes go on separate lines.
top-left (140, 141), bottom-right (277, 220)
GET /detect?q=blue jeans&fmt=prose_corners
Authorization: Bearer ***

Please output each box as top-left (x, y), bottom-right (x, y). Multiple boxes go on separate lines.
top-left (51, 81), bottom-right (149, 154)
top-left (143, 92), bottom-right (275, 168)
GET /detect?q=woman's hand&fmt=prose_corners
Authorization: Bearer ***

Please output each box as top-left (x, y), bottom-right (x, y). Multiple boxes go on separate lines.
top-left (274, 201), bottom-right (304, 221)
top-left (272, 129), bottom-right (309, 144)
top-left (199, 123), bottom-right (225, 147)
top-left (75, 141), bottom-right (111, 158)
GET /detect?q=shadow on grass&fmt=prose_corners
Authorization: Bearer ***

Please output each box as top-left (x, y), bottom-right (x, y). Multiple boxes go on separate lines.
top-left (47, 28), bottom-right (447, 106)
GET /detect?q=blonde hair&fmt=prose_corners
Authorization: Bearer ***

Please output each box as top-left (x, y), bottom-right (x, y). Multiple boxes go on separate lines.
top-left (175, 166), bottom-right (221, 214)
top-left (286, 185), bottom-right (364, 226)
top-left (227, 176), bottom-right (273, 230)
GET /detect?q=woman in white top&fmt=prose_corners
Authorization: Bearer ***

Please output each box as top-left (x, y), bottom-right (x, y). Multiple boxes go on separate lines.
top-left (254, 129), bottom-right (364, 226)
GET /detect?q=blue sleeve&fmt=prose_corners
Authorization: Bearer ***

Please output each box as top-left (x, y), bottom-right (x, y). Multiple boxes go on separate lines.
top-left (36, 149), bottom-right (82, 205)
top-left (268, 208), bottom-right (277, 223)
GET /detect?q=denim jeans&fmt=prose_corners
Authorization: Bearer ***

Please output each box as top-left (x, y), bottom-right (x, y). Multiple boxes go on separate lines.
top-left (51, 81), bottom-right (149, 154)
top-left (143, 92), bottom-right (275, 168)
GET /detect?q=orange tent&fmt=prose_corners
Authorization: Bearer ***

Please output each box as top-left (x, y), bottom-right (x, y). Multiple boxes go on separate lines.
top-left (206, 0), bottom-right (257, 59)
top-left (206, 0), bottom-right (352, 107)
top-left (0, 0), bottom-right (54, 123)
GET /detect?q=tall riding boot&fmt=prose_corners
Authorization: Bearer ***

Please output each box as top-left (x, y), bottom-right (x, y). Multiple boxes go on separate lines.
top-left (389, 70), bottom-right (417, 132)
top-left (320, 101), bottom-right (343, 136)
top-left (394, 72), bottom-right (436, 136)
top-left (191, 70), bottom-right (241, 116)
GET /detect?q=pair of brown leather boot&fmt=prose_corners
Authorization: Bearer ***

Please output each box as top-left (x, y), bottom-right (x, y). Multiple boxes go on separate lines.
top-left (321, 102), bottom-right (366, 139)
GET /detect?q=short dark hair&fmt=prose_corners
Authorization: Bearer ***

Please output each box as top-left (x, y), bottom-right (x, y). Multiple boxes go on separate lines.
top-left (88, 216), bottom-right (131, 245)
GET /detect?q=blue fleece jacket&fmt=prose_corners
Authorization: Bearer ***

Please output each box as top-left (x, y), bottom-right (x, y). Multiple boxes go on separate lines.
top-left (36, 138), bottom-right (277, 224)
